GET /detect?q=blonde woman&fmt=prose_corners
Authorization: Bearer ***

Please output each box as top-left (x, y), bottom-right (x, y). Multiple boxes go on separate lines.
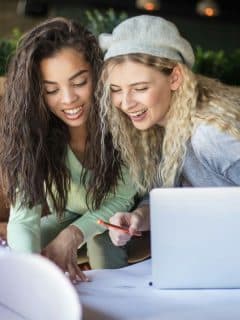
top-left (98, 15), bottom-right (240, 246)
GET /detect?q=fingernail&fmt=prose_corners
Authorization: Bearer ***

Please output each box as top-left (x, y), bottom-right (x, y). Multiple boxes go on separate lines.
top-left (84, 276), bottom-right (90, 282)
top-left (76, 275), bottom-right (82, 282)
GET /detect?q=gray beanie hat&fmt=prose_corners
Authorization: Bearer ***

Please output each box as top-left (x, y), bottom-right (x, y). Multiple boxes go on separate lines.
top-left (99, 15), bottom-right (195, 68)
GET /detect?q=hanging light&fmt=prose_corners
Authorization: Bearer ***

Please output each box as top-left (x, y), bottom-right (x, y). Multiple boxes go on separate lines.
top-left (136, 0), bottom-right (161, 11)
top-left (196, 0), bottom-right (220, 17)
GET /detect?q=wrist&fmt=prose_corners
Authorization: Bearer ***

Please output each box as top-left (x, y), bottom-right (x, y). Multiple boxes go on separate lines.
top-left (133, 205), bottom-right (150, 231)
top-left (67, 225), bottom-right (84, 248)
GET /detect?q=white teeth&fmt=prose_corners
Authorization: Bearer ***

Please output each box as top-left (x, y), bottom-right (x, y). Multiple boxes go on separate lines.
top-left (63, 107), bottom-right (82, 115)
top-left (130, 109), bottom-right (147, 117)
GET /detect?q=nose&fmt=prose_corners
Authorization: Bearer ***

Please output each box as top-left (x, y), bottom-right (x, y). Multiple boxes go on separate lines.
top-left (61, 87), bottom-right (77, 105)
top-left (120, 91), bottom-right (137, 111)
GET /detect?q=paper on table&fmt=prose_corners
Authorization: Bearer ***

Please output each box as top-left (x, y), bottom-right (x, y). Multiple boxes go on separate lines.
top-left (76, 259), bottom-right (240, 320)
top-left (76, 259), bottom-right (152, 294)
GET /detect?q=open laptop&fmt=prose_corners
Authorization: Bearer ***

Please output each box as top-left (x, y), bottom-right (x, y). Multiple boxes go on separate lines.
top-left (150, 187), bottom-right (240, 289)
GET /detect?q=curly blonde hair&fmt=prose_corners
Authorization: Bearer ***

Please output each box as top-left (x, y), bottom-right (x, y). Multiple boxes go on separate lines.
top-left (98, 54), bottom-right (240, 192)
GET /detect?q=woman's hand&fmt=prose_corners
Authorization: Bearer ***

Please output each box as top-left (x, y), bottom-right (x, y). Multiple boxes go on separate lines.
top-left (109, 205), bottom-right (150, 246)
top-left (42, 225), bottom-right (88, 283)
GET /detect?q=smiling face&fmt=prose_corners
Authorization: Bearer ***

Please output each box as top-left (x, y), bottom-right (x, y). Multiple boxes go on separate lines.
top-left (107, 60), bottom-right (181, 129)
top-left (40, 47), bottom-right (93, 135)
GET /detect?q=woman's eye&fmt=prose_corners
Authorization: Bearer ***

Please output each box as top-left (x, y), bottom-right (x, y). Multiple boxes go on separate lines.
top-left (45, 88), bottom-right (58, 95)
top-left (135, 87), bottom-right (148, 91)
top-left (73, 80), bottom-right (87, 87)
top-left (110, 87), bottom-right (121, 93)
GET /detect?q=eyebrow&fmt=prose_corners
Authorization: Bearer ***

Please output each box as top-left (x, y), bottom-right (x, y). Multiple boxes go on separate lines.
top-left (110, 81), bottom-right (150, 87)
top-left (43, 70), bottom-right (88, 84)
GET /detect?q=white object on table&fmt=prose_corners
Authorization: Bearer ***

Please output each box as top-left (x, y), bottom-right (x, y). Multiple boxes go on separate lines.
top-left (0, 252), bottom-right (82, 320)
top-left (0, 237), bottom-right (9, 254)
top-left (150, 187), bottom-right (240, 289)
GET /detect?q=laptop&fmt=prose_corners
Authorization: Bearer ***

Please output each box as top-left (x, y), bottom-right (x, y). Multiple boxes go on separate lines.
top-left (150, 187), bottom-right (240, 289)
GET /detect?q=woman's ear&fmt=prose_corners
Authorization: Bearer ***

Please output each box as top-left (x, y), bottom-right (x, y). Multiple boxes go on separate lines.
top-left (169, 65), bottom-right (183, 91)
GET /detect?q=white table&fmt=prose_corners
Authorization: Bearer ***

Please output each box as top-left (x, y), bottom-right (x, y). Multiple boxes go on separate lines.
top-left (76, 259), bottom-right (240, 320)
top-left (1, 249), bottom-right (240, 320)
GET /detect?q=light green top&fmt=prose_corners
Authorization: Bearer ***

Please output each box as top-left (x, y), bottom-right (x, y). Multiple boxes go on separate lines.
top-left (7, 147), bottom-right (136, 253)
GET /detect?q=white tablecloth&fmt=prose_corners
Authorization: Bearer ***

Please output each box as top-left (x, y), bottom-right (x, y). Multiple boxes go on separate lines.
top-left (76, 259), bottom-right (240, 320)
top-left (1, 248), bottom-right (240, 320)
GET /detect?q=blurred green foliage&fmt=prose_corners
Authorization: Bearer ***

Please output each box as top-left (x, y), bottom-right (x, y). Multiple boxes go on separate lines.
top-left (0, 10), bottom-right (239, 86)
top-left (193, 46), bottom-right (240, 86)
top-left (83, 8), bottom-right (128, 36)
top-left (0, 28), bottom-right (21, 76)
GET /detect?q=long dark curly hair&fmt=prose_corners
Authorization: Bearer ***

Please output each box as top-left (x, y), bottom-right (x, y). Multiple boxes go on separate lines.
top-left (0, 17), bottom-right (122, 215)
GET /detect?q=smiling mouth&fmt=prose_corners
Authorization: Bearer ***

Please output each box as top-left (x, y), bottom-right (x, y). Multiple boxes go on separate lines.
top-left (128, 108), bottom-right (147, 118)
top-left (63, 106), bottom-right (83, 116)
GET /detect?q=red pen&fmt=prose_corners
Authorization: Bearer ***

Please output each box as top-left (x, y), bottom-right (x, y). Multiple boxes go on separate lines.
top-left (97, 219), bottom-right (142, 236)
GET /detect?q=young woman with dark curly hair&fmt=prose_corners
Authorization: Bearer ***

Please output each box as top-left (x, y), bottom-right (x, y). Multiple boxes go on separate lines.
top-left (0, 17), bottom-right (137, 282)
